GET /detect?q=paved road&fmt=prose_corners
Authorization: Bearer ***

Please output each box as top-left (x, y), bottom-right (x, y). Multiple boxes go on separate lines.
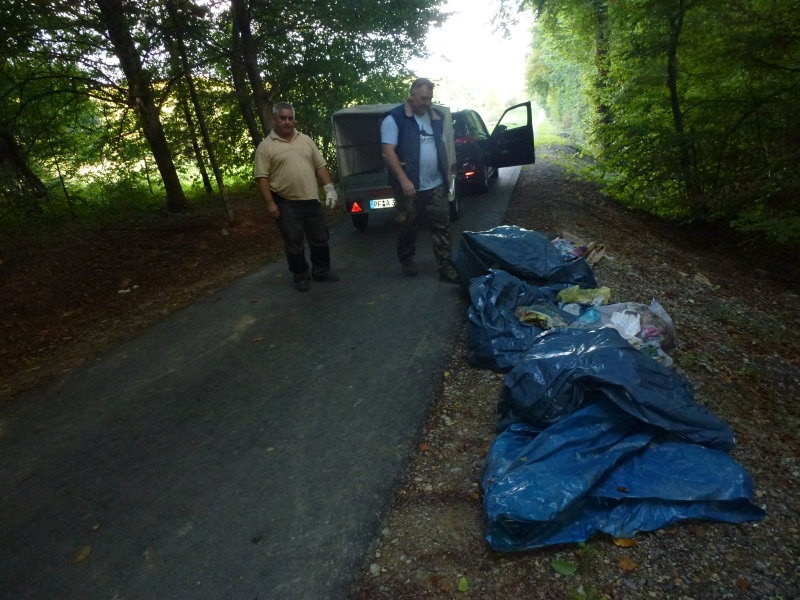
top-left (0, 167), bottom-right (520, 599)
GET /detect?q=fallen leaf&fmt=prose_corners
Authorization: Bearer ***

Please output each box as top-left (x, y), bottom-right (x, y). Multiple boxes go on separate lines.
top-left (72, 545), bottom-right (92, 564)
top-left (418, 443), bottom-right (432, 452)
top-left (551, 559), bottom-right (578, 576)
top-left (613, 537), bottom-right (636, 547)
top-left (427, 573), bottom-right (452, 592)
top-left (735, 578), bottom-right (750, 590)
top-left (616, 486), bottom-right (630, 493)
top-left (458, 575), bottom-right (469, 592)
top-left (693, 272), bottom-right (714, 287)
top-left (617, 556), bottom-right (637, 571)
top-left (252, 336), bottom-right (264, 342)
top-left (576, 541), bottom-right (598, 558)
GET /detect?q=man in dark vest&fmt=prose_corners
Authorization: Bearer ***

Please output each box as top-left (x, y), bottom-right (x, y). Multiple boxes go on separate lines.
top-left (381, 78), bottom-right (459, 283)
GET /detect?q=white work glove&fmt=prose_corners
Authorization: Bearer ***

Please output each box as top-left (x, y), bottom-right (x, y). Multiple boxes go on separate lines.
top-left (323, 183), bottom-right (338, 208)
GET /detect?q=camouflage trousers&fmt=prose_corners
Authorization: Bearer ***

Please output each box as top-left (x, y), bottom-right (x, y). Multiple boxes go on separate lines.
top-left (394, 184), bottom-right (451, 270)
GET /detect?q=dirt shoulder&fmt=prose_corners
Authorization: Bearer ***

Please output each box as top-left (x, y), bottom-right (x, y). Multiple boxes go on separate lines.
top-left (0, 196), bottom-right (284, 405)
top-left (349, 147), bottom-right (800, 599)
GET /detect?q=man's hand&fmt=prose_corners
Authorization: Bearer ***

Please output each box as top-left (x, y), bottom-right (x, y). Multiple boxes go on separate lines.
top-left (382, 143), bottom-right (416, 198)
top-left (324, 183), bottom-right (338, 208)
top-left (400, 178), bottom-right (416, 198)
top-left (256, 178), bottom-right (280, 219)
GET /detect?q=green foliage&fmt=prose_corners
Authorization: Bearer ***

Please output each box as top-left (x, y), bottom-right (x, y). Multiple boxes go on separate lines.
top-left (677, 352), bottom-right (701, 369)
top-left (551, 559), bottom-right (578, 576)
top-left (246, 0), bottom-right (441, 152)
top-left (1, 0), bottom-right (443, 229)
top-left (529, 0), bottom-right (800, 243)
top-left (732, 213), bottom-right (800, 245)
top-left (527, 17), bottom-right (594, 150)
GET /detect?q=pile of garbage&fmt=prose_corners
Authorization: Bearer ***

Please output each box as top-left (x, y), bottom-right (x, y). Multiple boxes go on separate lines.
top-left (452, 226), bottom-right (765, 552)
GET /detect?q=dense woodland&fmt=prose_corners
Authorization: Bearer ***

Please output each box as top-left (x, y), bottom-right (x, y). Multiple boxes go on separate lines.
top-left (0, 0), bottom-right (441, 227)
top-left (1, 0), bottom-right (798, 243)
top-left (527, 0), bottom-right (800, 243)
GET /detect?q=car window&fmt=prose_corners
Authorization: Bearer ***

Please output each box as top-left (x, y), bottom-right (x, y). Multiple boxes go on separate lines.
top-left (470, 112), bottom-right (489, 138)
top-left (466, 111), bottom-right (488, 139)
top-left (496, 104), bottom-right (528, 131)
top-left (453, 113), bottom-right (468, 137)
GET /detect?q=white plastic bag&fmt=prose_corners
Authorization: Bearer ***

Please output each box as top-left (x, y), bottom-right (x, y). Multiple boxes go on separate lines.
top-left (610, 310), bottom-right (641, 340)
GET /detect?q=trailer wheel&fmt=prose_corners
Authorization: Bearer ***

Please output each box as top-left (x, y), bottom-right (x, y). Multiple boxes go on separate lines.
top-left (351, 213), bottom-right (369, 231)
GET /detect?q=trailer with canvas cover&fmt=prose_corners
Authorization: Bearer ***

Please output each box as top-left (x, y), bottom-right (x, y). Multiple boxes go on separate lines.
top-left (331, 103), bottom-right (458, 231)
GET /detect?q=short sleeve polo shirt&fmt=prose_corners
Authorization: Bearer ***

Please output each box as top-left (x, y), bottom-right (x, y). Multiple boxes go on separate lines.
top-left (254, 130), bottom-right (327, 200)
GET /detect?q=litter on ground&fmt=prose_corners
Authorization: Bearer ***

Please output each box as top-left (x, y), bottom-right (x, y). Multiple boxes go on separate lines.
top-left (451, 225), bottom-right (765, 552)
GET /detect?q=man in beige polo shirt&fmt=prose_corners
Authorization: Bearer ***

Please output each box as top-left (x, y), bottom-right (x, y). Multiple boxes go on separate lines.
top-left (255, 102), bottom-right (339, 292)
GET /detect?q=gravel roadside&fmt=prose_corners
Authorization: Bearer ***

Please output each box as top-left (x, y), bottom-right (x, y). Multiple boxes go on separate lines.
top-left (349, 146), bottom-right (800, 600)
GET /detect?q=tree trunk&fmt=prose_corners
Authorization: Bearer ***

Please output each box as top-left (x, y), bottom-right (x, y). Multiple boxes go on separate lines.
top-left (230, 14), bottom-right (263, 147)
top-left (0, 128), bottom-right (47, 214)
top-left (231, 0), bottom-right (272, 140)
top-left (665, 0), bottom-right (701, 199)
top-left (165, 0), bottom-right (235, 224)
top-left (592, 0), bottom-right (612, 127)
top-left (178, 94), bottom-right (214, 195)
top-left (50, 146), bottom-right (75, 217)
top-left (95, 0), bottom-right (188, 212)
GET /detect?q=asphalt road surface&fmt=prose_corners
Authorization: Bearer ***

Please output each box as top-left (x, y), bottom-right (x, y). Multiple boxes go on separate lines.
top-left (0, 167), bottom-right (520, 599)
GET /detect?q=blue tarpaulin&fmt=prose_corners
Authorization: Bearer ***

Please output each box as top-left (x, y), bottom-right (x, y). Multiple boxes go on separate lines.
top-left (498, 328), bottom-right (734, 449)
top-left (466, 270), bottom-right (568, 371)
top-left (453, 225), bottom-right (597, 288)
top-left (483, 408), bottom-right (765, 551)
top-left (457, 228), bottom-right (766, 552)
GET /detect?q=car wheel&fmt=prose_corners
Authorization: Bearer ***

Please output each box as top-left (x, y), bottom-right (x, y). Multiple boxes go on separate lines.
top-left (351, 213), bottom-right (369, 231)
top-left (476, 163), bottom-right (489, 193)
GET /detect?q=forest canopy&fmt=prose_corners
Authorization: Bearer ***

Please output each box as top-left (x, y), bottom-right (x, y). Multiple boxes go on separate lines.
top-left (2, 0), bottom-right (798, 243)
top-left (0, 0), bottom-right (443, 225)
top-left (525, 0), bottom-right (800, 243)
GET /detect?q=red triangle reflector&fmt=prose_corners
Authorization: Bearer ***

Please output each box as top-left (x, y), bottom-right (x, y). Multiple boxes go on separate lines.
top-left (351, 202), bottom-right (363, 213)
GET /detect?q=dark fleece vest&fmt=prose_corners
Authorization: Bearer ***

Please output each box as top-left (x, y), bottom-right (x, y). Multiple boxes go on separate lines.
top-left (387, 103), bottom-right (449, 190)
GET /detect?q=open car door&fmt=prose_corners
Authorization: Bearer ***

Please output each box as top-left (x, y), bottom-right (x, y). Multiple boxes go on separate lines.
top-left (491, 101), bottom-right (535, 168)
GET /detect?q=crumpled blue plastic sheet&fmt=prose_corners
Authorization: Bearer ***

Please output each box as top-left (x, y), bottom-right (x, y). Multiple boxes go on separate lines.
top-left (453, 225), bottom-right (598, 288)
top-left (481, 328), bottom-right (765, 551)
top-left (461, 227), bottom-right (766, 551)
top-left (499, 328), bottom-right (734, 449)
top-left (467, 270), bottom-right (570, 371)
top-left (482, 407), bottom-right (766, 551)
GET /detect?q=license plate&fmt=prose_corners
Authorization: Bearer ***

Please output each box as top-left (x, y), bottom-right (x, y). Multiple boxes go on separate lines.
top-left (369, 198), bottom-right (395, 209)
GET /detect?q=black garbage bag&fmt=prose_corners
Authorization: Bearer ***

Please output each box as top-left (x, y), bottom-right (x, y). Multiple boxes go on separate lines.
top-left (453, 225), bottom-right (597, 288)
